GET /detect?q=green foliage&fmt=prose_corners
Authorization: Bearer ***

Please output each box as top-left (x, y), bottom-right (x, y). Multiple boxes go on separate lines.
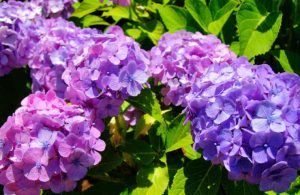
top-left (169, 159), bottom-right (222, 195)
top-left (237, 0), bottom-right (282, 59)
top-left (132, 165), bottom-right (169, 194)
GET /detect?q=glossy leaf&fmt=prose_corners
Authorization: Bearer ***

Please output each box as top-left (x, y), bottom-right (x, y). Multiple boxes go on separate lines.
top-left (132, 165), bottom-right (169, 195)
top-left (237, 0), bottom-right (282, 59)
top-left (272, 50), bottom-right (300, 74)
top-left (169, 159), bottom-right (222, 195)
top-left (121, 140), bottom-right (156, 165)
top-left (165, 115), bottom-right (193, 153)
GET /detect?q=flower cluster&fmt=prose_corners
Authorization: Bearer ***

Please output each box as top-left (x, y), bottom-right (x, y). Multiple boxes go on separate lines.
top-left (31, 0), bottom-right (78, 18)
top-left (0, 90), bottom-right (105, 194)
top-left (62, 26), bottom-right (150, 118)
top-left (150, 30), bottom-right (236, 106)
top-left (0, 0), bottom-right (42, 76)
top-left (185, 57), bottom-right (300, 193)
top-left (100, 0), bottom-right (131, 6)
top-left (29, 17), bottom-right (99, 98)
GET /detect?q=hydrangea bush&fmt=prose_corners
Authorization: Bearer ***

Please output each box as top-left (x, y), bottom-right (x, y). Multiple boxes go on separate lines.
top-left (1, 0), bottom-right (300, 194)
top-left (185, 58), bottom-right (300, 192)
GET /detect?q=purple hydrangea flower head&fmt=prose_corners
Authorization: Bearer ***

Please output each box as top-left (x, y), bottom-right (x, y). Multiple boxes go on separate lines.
top-left (62, 25), bottom-right (149, 117)
top-left (31, 0), bottom-right (78, 18)
top-left (0, 0), bottom-right (42, 76)
top-left (185, 57), bottom-right (300, 192)
top-left (29, 18), bottom-right (99, 98)
top-left (150, 30), bottom-right (236, 106)
top-left (0, 90), bottom-right (106, 194)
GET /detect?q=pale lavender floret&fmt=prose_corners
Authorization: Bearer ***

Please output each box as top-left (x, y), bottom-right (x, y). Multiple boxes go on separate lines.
top-left (0, 91), bottom-right (106, 194)
top-left (185, 57), bottom-right (300, 192)
top-left (150, 30), bottom-right (236, 106)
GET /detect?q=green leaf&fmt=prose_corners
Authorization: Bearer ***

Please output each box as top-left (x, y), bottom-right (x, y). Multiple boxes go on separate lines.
top-left (134, 114), bottom-right (156, 138)
top-left (102, 6), bottom-right (139, 22)
top-left (271, 50), bottom-right (300, 74)
top-left (165, 115), bottom-right (193, 153)
top-left (72, 0), bottom-right (101, 18)
top-left (185, 0), bottom-right (212, 32)
top-left (158, 5), bottom-right (197, 32)
top-left (208, 0), bottom-right (239, 35)
top-left (121, 140), bottom-right (156, 165)
top-left (169, 159), bottom-right (222, 195)
top-left (182, 145), bottom-right (201, 160)
top-left (237, 0), bottom-right (283, 59)
top-left (132, 165), bottom-right (169, 195)
top-left (127, 89), bottom-right (164, 124)
top-left (224, 181), bottom-right (263, 195)
top-left (125, 28), bottom-right (145, 40)
top-left (230, 41), bottom-right (240, 54)
top-left (139, 20), bottom-right (165, 44)
top-left (81, 15), bottom-right (110, 27)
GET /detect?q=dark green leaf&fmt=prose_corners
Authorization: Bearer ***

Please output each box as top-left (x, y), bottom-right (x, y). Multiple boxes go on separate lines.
top-left (169, 159), bottom-right (222, 195)
top-left (89, 148), bottom-right (123, 174)
top-left (121, 140), bottom-right (156, 165)
top-left (237, 0), bottom-right (282, 59)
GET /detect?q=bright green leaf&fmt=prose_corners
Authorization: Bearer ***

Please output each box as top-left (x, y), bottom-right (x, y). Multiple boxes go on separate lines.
top-left (121, 140), bottom-right (156, 165)
top-left (134, 114), bottom-right (156, 138)
top-left (102, 6), bottom-right (139, 22)
top-left (237, 0), bottom-right (283, 59)
top-left (165, 115), bottom-right (192, 153)
top-left (158, 5), bottom-right (197, 32)
top-left (169, 159), bottom-right (222, 195)
top-left (208, 0), bottom-right (239, 35)
top-left (185, 0), bottom-right (212, 32)
top-left (182, 145), bottom-right (201, 160)
top-left (271, 50), bottom-right (300, 74)
top-left (139, 20), bottom-right (165, 44)
top-left (72, 0), bottom-right (101, 18)
top-left (126, 28), bottom-right (144, 40)
top-left (132, 165), bottom-right (169, 195)
top-left (81, 15), bottom-right (110, 27)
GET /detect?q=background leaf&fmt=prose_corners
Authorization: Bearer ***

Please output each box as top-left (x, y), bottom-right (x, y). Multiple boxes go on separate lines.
top-left (158, 5), bottom-right (198, 32)
top-left (132, 165), bottom-right (169, 195)
top-left (121, 140), bottom-right (156, 165)
top-left (169, 159), bottom-right (222, 195)
top-left (237, 0), bottom-right (282, 59)
top-left (165, 115), bottom-right (193, 153)
top-left (271, 50), bottom-right (300, 74)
